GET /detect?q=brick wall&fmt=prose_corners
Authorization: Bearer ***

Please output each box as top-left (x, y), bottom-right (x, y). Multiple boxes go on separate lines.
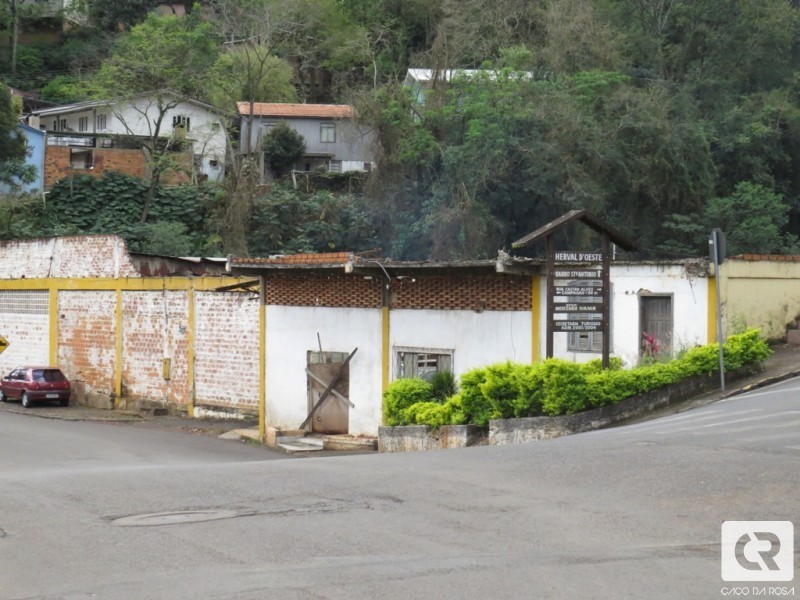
top-left (44, 146), bottom-right (191, 188)
top-left (43, 146), bottom-right (70, 188)
top-left (194, 292), bottom-right (260, 410)
top-left (93, 148), bottom-right (146, 179)
top-left (265, 272), bottom-right (531, 311)
top-left (391, 275), bottom-right (531, 311)
top-left (57, 290), bottom-right (116, 399)
top-left (266, 272), bottom-right (383, 308)
top-left (121, 291), bottom-right (189, 405)
top-left (0, 236), bottom-right (139, 278)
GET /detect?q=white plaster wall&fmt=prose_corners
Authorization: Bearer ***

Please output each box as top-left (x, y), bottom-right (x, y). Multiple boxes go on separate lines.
top-left (390, 309), bottom-right (533, 378)
top-left (545, 263), bottom-right (709, 367)
top-left (265, 306), bottom-right (383, 436)
top-left (115, 99), bottom-right (227, 181)
top-left (341, 160), bottom-right (371, 172)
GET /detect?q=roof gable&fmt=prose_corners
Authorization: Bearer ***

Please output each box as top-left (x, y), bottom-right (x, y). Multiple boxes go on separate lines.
top-left (32, 92), bottom-right (229, 118)
top-left (512, 210), bottom-right (638, 251)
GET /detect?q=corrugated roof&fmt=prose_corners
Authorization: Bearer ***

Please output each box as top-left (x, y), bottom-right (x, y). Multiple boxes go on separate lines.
top-left (236, 103), bottom-right (354, 119)
top-left (232, 252), bottom-right (352, 266)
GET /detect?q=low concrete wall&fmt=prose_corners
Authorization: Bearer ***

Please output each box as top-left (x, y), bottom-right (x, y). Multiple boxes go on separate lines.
top-left (489, 368), bottom-right (756, 445)
top-left (378, 425), bottom-right (483, 452)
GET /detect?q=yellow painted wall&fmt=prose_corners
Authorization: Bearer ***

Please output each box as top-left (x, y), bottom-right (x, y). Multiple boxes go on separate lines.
top-left (720, 259), bottom-right (800, 339)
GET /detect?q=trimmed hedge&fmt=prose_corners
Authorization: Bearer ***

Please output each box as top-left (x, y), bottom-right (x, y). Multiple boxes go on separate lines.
top-left (382, 329), bottom-right (771, 428)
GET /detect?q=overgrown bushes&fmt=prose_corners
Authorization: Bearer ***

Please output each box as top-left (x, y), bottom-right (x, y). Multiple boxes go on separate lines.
top-left (383, 330), bottom-right (771, 428)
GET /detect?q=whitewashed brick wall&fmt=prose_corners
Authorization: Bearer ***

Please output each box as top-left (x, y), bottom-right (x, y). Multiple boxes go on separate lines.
top-left (122, 291), bottom-right (190, 405)
top-left (0, 290), bottom-right (50, 375)
top-left (194, 291), bottom-right (260, 411)
top-left (0, 236), bottom-right (139, 278)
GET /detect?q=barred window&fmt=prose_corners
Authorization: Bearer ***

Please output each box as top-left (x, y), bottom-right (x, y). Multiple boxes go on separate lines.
top-left (0, 291), bottom-right (49, 314)
top-left (396, 347), bottom-right (453, 381)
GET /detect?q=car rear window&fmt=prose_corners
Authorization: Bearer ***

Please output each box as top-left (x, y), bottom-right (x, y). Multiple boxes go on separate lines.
top-left (32, 369), bottom-right (66, 382)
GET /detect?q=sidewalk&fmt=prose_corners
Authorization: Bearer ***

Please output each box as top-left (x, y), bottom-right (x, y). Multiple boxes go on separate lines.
top-left (3, 343), bottom-right (799, 437)
top-left (0, 400), bottom-right (257, 439)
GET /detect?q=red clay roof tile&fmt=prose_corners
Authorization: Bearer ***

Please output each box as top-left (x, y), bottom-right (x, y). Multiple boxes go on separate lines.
top-left (232, 252), bottom-right (352, 266)
top-left (236, 103), bottom-right (354, 119)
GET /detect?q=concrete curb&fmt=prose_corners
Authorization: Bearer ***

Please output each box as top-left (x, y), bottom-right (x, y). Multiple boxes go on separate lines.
top-left (0, 405), bottom-right (144, 423)
top-left (719, 369), bottom-right (800, 399)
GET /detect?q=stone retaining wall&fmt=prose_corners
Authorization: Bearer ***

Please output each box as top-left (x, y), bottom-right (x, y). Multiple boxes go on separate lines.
top-left (489, 368), bottom-right (755, 445)
top-left (378, 425), bottom-right (483, 452)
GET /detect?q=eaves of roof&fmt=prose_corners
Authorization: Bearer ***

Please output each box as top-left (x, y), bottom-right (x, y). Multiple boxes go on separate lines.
top-left (236, 102), bottom-right (354, 119)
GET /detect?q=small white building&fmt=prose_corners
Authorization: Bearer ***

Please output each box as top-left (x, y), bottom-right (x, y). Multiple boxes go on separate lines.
top-left (230, 252), bottom-right (713, 437)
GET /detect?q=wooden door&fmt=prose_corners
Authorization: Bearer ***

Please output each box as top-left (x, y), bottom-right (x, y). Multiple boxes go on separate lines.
top-left (640, 296), bottom-right (673, 355)
top-left (306, 352), bottom-right (349, 435)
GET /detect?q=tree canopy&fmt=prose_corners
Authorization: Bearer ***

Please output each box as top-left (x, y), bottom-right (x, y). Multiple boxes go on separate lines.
top-left (0, 84), bottom-right (33, 189)
top-left (4, 0), bottom-right (800, 259)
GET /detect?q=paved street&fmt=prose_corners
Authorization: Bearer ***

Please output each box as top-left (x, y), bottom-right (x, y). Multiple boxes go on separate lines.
top-left (0, 380), bottom-right (798, 600)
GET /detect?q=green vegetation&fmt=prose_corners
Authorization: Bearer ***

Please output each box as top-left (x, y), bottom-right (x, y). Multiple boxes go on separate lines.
top-left (383, 330), bottom-right (771, 428)
top-left (3, 2), bottom-right (800, 258)
top-left (0, 84), bottom-right (33, 189)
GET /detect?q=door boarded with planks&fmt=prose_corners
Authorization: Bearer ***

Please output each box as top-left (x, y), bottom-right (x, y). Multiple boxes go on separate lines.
top-left (306, 351), bottom-right (349, 434)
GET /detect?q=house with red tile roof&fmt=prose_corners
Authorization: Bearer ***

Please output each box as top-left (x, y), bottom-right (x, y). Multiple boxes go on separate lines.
top-left (237, 102), bottom-right (377, 181)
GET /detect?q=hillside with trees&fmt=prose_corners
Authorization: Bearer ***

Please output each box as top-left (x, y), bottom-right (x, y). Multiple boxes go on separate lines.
top-left (2, 0), bottom-right (800, 260)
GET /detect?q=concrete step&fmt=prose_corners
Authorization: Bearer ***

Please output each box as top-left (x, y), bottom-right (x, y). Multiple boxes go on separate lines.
top-left (218, 428), bottom-right (260, 442)
top-left (278, 438), bottom-right (325, 454)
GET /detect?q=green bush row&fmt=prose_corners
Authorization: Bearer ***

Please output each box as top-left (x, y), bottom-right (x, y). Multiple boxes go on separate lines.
top-left (383, 329), bottom-right (771, 428)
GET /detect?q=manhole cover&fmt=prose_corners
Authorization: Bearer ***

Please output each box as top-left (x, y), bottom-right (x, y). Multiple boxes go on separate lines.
top-left (112, 509), bottom-right (240, 527)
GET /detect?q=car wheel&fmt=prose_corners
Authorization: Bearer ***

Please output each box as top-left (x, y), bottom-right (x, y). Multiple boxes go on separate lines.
top-left (0, 389), bottom-right (6, 402)
top-left (21, 392), bottom-right (32, 408)
top-left (60, 399), bottom-right (69, 407)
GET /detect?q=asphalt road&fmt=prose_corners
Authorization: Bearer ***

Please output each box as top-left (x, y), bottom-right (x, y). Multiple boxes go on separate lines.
top-left (0, 380), bottom-right (798, 600)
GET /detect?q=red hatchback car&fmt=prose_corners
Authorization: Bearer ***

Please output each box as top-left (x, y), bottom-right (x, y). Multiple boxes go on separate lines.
top-left (0, 366), bottom-right (71, 408)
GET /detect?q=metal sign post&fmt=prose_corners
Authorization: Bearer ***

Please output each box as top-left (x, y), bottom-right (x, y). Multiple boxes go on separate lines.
top-left (710, 228), bottom-right (726, 392)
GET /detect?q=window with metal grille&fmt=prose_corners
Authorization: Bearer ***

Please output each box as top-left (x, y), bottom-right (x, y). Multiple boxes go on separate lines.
top-left (568, 331), bottom-right (603, 352)
top-left (172, 115), bottom-right (190, 131)
top-left (565, 281), bottom-right (609, 353)
top-left (78, 116), bottom-right (88, 132)
top-left (0, 291), bottom-right (49, 314)
top-left (396, 348), bottom-right (453, 381)
top-left (96, 113), bottom-right (107, 130)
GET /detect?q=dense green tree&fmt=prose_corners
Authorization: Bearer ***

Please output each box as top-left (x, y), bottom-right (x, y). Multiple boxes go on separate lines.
top-left (248, 183), bottom-right (377, 255)
top-left (661, 182), bottom-right (797, 255)
top-left (262, 122), bottom-right (306, 178)
top-left (207, 47), bottom-right (296, 112)
top-left (0, 83), bottom-right (33, 189)
top-left (89, 0), bottom-right (161, 31)
top-left (92, 13), bottom-right (219, 220)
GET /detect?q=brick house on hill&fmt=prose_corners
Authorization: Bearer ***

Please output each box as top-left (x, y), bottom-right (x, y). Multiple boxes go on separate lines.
top-left (29, 93), bottom-right (229, 188)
